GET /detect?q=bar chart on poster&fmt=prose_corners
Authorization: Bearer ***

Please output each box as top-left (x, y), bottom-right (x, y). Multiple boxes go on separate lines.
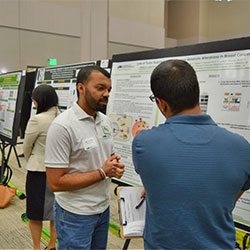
top-left (107, 37), bottom-right (250, 232)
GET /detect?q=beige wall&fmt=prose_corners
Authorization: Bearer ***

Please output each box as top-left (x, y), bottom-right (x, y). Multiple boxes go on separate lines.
top-left (0, 27), bottom-right (20, 72)
top-left (207, 1), bottom-right (250, 40)
top-left (20, 30), bottom-right (80, 67)
top-left (167, 0), bottom-right (200, 39)
top-left (166, 0), bottom-right (250, 46)
top-left (3, 0), bottom-right (250, 72)
top-left (0, 0), bottom-right (82, 72)
top-left (0, 26), bottom-right (80, 72)
top-left (164, 0), bottom-right (169, 37)
top-left (108, 42), bottom-right (153, 59)
top-left (109, 0), bottom-right (164, 28)
top-left (109, 16), bottom-right (165, 50)
top-left (19, 0), bottom-right (80, 37)
top-left (108, 0), bottom-right (165, 57)
top-left (199, 1), bottom-right (209, 39)
top-left (40, 0), bottom-right (80, 8)
top-left (80, 0), bottom-right (108, 61)
top-left (0, 0), bottom-right (165, 71)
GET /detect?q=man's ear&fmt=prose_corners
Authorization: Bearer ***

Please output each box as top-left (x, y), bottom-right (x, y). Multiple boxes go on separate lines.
top-left (157, 98), bottom-right (168, 113)
top-left (157, 98), bottom-right (173, 119)
top-left (77, 83), bottom-right (85, 95)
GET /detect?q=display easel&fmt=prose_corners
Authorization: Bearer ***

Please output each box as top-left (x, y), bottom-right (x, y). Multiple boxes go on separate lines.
top-left (0, 140), bottom-right (12, 184)
top-left (6, 142), bottom-right (22, 169)
top-left (0, 70), bottom-right (26, 199)
top-left (0, 139), bottom-right (25, 199)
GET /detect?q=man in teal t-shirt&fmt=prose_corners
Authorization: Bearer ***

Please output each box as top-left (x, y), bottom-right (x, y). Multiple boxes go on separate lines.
top-left (132, 59), bottom-right (250, 249)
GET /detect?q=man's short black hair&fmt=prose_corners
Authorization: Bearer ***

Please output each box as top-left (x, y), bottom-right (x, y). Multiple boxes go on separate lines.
top-left (32, 84), bottom-right (58, 114)
top-left (150, 59), bottom-right (200, 115)
top-left (76, 65), bottom-right (110, 98)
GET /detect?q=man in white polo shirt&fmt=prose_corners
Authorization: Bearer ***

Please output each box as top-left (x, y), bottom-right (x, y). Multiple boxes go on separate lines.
top-left (45, 65), bottom-right (125, 250)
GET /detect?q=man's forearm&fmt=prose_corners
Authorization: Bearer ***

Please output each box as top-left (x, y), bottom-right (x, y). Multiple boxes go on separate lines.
top-left (46, 168), bottom-right (104, 192)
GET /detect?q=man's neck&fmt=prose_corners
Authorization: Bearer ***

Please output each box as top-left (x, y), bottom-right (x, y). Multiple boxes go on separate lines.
top-left (77, 100), bottom-right (96, 118)
top-left (168, 105), bottom-right (202, 118)
top-left (176, 105), bottom-right (202, 116)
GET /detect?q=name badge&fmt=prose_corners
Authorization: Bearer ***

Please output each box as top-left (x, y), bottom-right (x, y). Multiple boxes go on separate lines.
top-left (83, 137), bottom-right (97, 150)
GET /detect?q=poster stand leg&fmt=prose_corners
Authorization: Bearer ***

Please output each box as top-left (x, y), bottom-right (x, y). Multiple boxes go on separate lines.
top-left (122, 239), bottom-right (131, 250)
top-left (0, 140), bottom-right (12, 184)
top-left (0, 140), bottom-right (6, 183)
top-left (0, 140), bottom-right (26, 198)
top-left (6, 145), bottom-right (22, 168)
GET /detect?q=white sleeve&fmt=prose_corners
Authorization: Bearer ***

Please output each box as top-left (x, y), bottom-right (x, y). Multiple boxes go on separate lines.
top-left (45, 122), bottom-right (71, 168)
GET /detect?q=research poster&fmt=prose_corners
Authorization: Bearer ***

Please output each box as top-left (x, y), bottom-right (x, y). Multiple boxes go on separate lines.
top-left (234, 190), bottom-right (250, 229)
top-left (107, 49), bottom-right (250, 229)
top-left (34, 61), bottom-right (96, 111)
top-left (0, 72), bottom-right (23, 139)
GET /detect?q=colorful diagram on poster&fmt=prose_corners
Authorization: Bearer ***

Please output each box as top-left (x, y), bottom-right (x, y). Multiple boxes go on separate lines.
top-left (223, 92), bottom-right (241, 111)
top-left (109, 114), bottom-right (132, 140)
top-left (132, 118), bottom-right (150, 137)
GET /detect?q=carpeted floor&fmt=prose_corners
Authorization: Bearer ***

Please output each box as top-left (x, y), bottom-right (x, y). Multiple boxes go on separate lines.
top-left (0, 139), bottom-right (143, 249)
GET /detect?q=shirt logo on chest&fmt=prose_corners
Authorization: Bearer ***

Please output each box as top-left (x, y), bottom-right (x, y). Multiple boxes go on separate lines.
top-left (102, 126), bottom-right (112, 138)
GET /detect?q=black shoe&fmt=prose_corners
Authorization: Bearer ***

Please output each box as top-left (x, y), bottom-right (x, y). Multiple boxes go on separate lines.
top-left (44, 247), bottom-right (56, 250)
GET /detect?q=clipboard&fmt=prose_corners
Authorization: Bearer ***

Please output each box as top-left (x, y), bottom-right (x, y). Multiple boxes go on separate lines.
top-left (117, 186), bottom-right (145, 239)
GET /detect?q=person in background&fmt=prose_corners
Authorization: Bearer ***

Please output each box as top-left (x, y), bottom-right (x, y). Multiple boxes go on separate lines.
top-left (132, 59), bottom-right (250, 250)
top-left (24, 85), bottom-right (59, 250)
top-left (45, 65), bottom-right (125, 250)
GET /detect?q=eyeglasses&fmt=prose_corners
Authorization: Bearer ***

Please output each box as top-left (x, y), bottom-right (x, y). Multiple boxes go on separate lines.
top-left (149, 94), bottom-right (156, 102)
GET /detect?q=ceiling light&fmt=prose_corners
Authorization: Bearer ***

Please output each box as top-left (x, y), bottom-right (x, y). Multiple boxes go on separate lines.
top-left (0, 68), bottom-right (7, 74)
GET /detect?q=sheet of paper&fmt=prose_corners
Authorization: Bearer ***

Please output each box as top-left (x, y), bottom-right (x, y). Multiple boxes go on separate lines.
top-left (119, 186), bottom-right (145, 237)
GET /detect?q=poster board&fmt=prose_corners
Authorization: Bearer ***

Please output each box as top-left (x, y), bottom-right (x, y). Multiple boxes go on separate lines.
top-left (19, 71), bottom-right (36, 139)
top-left (32, 60), bottom-right (111, 114)
top-left (34, 61), bottom-right (96, 112)
top-left (0, 71), bottom-right (26, 145)
top-left (106, 37), bottom-right (250, 231)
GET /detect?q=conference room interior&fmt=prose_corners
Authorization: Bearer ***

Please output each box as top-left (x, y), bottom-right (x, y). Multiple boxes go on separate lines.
top-left (1, 0), bottom-right (250, 249)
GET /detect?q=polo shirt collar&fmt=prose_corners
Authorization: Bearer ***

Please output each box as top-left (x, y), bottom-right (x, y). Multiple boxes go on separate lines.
top-left (165, 114), bottom-right (216, 125)
top-left (72, 102), bottom-right (103, 122)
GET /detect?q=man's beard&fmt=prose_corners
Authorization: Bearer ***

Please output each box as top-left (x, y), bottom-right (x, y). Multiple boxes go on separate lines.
top-left (85, 88), bottom-right (108, 113)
